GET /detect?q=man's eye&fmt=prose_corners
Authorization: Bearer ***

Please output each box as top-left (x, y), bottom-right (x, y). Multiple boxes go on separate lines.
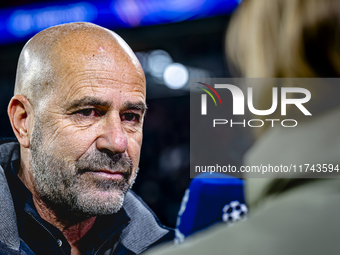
top-left (76, 109), bottom-right (98, 117)
top-left (121, 113), bottom-right (139, 122)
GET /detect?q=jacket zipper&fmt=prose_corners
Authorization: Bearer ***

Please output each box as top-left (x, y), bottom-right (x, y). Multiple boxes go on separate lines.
top-left (27, 212), bottom-right (67, 255)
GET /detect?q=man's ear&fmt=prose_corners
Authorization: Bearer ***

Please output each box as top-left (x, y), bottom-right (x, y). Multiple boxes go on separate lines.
top-left (8, 95), bottom-right (34, 148)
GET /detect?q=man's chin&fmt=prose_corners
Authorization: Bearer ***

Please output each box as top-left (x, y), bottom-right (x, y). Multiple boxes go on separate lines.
top-left (38, 187), bottom-right (128, 218)
top-left (74, 188), bottom-right (127, 215)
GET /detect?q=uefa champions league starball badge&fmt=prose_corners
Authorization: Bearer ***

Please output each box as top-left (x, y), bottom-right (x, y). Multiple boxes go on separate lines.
top-left (222, 201), bottom-right (248, 226)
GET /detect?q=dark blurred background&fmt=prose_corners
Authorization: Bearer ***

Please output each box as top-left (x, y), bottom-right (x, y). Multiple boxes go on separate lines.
top-left (0, 0), bottom-right (250, 227)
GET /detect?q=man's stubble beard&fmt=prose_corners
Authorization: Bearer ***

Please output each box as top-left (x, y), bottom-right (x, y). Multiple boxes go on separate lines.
top-left (30, 117), bottom-right (138, 218)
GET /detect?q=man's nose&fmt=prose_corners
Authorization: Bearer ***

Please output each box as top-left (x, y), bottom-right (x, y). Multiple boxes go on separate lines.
top-left (96, 112), bottom-right (127, 154)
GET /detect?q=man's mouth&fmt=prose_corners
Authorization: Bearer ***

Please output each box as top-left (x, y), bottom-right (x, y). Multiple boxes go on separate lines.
top-left (92, 169), bottom-right (124, 179)
top-left (75, 152), bottom-right (133, 181)
top-left (80, 168), bottom-right (131, 181)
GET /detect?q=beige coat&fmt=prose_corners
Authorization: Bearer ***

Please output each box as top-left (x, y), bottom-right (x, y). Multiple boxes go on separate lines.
top-left (146, 107), bottom-right (340, 255)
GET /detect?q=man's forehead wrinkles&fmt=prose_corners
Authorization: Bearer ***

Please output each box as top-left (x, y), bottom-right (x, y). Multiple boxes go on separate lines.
top-left (63, 94), bottom-right (146, 108)
top-left (62, 80), bottom-right (145, 101)
top-left (62, 69), bottom-right (146, 85)
top-left (62, 83), bottom-right (98, 104)
top-left (59, 75), bottom-right (145, 97)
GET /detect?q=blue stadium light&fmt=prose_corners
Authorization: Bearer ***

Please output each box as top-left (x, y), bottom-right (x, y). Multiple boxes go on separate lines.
top-left (8, 2), bottom-right (97, 37)
top-left (0, 0), bottom-right (239, 45)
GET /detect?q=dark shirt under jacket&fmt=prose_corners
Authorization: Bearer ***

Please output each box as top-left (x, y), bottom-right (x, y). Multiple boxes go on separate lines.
top-left (1, 139), bottom-right (174, 255)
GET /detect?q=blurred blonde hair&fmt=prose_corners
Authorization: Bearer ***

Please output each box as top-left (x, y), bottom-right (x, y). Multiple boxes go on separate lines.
top-left (226, 0), bottom-right (340, 78)
top-left (226, 0), bottom-right (340, 135)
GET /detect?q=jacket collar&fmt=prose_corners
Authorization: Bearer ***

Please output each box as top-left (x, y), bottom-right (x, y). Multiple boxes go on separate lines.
top-left (0, 139), bottom-right (171, 254)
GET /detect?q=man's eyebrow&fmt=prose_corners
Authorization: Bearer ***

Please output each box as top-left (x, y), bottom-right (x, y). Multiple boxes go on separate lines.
top-left (66, 96), bottom-right (111, 110)
top-left (122, 101), bottom-right (148, 115)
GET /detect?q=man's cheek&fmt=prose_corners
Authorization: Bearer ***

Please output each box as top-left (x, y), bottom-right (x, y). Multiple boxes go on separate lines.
top-left (38, 118), bottom-right (71, 145)
top-left (130, 129), bottom-right (143, 146)
top-left (127, 136), bottom-right (142, 164)
top-left (46, 129), bottom-right (93, 160)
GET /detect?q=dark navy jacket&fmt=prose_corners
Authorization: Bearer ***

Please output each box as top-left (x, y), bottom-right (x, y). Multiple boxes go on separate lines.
top-left (0, 139), bottom-right (174, 255)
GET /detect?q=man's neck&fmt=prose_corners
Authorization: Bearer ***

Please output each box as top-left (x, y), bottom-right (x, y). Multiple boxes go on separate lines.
top-left (33, 195), bottom-right (97, 255)
top-left (18, 162), bottom-right (96, 255)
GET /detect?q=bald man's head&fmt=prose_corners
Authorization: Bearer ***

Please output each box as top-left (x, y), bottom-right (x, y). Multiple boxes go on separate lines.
top-left (9, 22), bottom-right (147, 217)
top-left (15, 22), bottom-right (144, 112)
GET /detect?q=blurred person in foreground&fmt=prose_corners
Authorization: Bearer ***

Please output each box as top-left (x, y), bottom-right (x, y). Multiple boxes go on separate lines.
top-left (145, 0), bottom-right (340, 254)
top-left (0, 22), bottom-right (174, 255)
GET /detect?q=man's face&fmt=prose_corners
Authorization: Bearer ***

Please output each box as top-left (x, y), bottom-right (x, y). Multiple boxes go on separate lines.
top-left (29, 44), bottom-right (146, 216)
